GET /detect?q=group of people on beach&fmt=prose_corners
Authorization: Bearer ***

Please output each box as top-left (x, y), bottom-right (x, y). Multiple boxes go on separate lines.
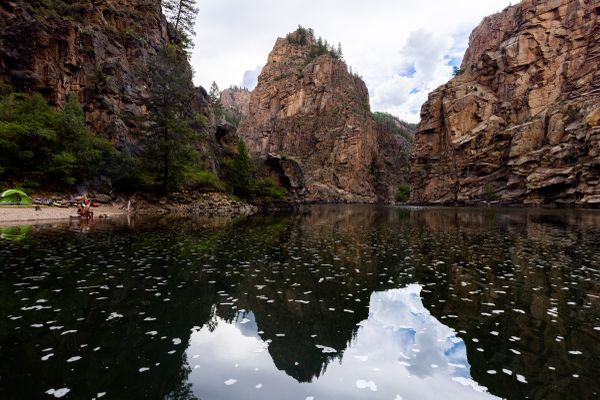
top-left (77, 194), bottom-right (93, 219)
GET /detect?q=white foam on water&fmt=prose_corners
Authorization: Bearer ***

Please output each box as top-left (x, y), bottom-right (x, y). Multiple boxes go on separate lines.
top-left (516, 374), bottom-right (527, 383)
top-left (356, 380), bottom-right (377, 392)
top-left (46, 388), bottom-right (70, 398)
top-left (316, 345), bottom-right (337, 354)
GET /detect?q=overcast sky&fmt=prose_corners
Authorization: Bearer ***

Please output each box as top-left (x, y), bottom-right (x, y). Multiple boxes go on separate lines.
top-left (190, 0), bottom-right (513, 123)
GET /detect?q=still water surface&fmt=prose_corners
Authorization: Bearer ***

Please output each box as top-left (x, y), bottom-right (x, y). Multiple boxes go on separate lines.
top-left (1, 206), bottom-right (599, 399)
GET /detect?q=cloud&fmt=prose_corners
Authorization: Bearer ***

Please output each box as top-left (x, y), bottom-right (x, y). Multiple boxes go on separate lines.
top-left (241, 66), bottom-right (263, 90)
top-left (190, 0), bottom-right (513, 123)
top-left (370, 29), bottom-right (460, 122)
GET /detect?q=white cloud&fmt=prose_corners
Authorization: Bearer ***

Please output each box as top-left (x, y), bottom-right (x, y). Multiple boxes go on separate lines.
top-left (191, 0), bottom-right (513, 123)
top-left (241, 65), bottom-right (263, 90)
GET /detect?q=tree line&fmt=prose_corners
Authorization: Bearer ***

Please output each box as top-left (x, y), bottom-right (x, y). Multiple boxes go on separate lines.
top-left (287, 25), bottom-right (344, 61)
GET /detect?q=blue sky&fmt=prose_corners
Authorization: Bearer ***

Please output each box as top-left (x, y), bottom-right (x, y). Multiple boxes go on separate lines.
top-left (190, 0), bottom-right (514, 123)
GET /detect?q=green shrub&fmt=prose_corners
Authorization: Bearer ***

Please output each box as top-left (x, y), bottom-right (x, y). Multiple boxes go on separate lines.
top-left (396, 184), bottom-right (410, 203)
top-left (484, 184), bottom-right (497, 202)
top-left (255, 177), bottom-right (287, 200)
top-left (221, 141), bottom-right (288, 201)
top-left (223, 108), bottom-right (242, 128)
top-left (185, 170), bottom-right (227, 192)
top-left (287, 26), bottom-right (342, 61)
top-left (0, 90), bottom-right (120, 189)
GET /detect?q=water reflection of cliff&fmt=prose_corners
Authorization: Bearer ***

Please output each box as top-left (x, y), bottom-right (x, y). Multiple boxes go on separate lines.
top-left (1, 206), bottom-right (599, 399)
top-left (203, 207), bottom-right (405, 383)
top-left (409, 208), bottom-right (600, 400)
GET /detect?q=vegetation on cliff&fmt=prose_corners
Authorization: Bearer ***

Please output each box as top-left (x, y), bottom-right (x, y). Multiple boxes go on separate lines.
top-left (372, 112), bottom-right (416, 143)
top-left (0, 0), bottom-right (289, 203)
top-left (0, 89), bottom-right (118, 189)
top-left (286, 26), bottom-right (343, 61)
top-left (223, 141), bottom-right (286, 201)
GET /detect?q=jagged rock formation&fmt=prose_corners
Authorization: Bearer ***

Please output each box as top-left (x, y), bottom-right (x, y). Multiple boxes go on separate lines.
top-left (220, 87), bottom-right (251, 116)
top-left (238, 30), bottom-right (410, 203)
top-left (411, 0), bottom-right (600, 206)
top-left (0, 0), bottom-right (177, 143)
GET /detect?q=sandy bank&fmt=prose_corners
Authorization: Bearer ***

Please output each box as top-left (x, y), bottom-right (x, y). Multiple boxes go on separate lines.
top-left (0, 205), bottom-right (129, 224)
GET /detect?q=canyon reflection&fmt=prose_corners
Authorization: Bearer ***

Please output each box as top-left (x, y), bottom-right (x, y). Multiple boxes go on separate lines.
top-left (1, 206), bottom-right (599, 399)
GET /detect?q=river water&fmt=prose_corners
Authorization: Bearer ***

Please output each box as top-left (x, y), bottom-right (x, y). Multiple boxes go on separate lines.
top-left (1, 206), bottom-right (599, 399)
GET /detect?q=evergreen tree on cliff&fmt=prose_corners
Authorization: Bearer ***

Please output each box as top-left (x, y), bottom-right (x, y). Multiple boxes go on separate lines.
top-left (139, 45), bottom-right (196, 194)
top-left (209, 81), bottom-right (223, 121)
top-left (162, 0), bottom-right (199, 50)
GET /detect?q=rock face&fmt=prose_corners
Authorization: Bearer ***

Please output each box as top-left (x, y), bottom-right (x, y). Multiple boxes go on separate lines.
top-left (220, 87), bottom-right (251, 116)
top-left (411, 0), bottom-right (600, 206)
top-left (238, 30), bottom-right (409, 203)
top-left (0, 0), bottom-right (176, 143)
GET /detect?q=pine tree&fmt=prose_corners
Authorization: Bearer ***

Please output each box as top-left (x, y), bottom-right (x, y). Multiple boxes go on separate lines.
top-left (162, 0), bottom-right (199, 49)
top-left (223, 141), bottom-right (256, 198)
top-left (209, 81), bottom-right (223, 121)
top-left (337, 42), bottom-right (343, 59)
top-left (139, 45), bottom-right (196, 193)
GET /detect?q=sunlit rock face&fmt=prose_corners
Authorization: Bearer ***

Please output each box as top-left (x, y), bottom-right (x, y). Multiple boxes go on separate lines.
top-left (411, 0), bottom-right (600, 206)
top-left (0, 0), bottom-right (179, 143)
top-left (238, 31), bottom-right (410, 203)
top-left (220, 87), bottom-right (252, 117)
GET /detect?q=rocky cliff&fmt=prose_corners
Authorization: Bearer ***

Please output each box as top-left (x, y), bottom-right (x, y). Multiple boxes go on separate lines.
top-left (238, 29), bottom-right (410, 203)
top-left (411, 0), bottom-right (600, 206)
top-left (0, 0), bottom-right (177, 144)
top-left (220, 87), bottom-right (251, 116)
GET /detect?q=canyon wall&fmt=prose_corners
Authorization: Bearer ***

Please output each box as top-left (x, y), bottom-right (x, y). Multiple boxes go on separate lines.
top-left (411, 0), bottom-right (600, 206)
top-left (0, 0), bottom-right (177, 143)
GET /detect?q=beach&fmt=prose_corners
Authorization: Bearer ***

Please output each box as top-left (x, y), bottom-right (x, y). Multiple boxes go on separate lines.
top-left (0, 205), bottom-right (129, 224)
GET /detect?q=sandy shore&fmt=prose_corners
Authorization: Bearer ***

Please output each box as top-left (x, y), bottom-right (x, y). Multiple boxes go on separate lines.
top-left (0, 205), bottom-right (130, 224)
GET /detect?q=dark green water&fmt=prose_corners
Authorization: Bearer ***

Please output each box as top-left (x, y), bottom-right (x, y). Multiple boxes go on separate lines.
top-left (1, 206), bottom-right (599, 400)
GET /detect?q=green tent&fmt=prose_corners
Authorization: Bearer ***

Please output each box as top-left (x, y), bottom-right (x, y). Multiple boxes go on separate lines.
top-left (0, 189), bottom-right (31, 205)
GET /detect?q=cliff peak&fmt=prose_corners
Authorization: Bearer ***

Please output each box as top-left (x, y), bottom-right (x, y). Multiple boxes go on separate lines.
top-left (238, 28), bottom-right (410, 203)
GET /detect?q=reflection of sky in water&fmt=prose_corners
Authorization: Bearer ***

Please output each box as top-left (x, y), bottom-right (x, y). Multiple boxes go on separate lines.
top-left (186, 284), bottom-right (499, 400)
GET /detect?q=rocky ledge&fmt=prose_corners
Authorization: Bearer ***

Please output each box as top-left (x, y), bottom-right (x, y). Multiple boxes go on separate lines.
top-left (136, 192), bottom-right (258, 217)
